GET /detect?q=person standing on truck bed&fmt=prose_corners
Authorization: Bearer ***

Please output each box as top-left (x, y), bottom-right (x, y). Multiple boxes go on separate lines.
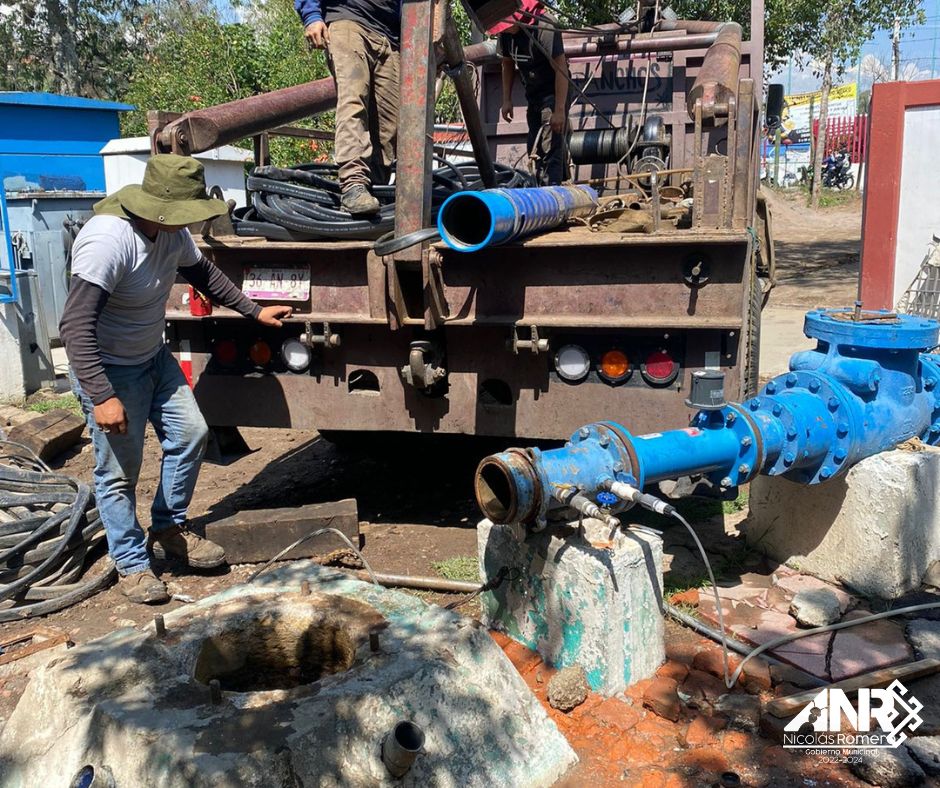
top-left (296, 0), bottom-right (401, 215)
top-left (492, 0), bottom-right (571, 185)
top-left (60, 155), bottom-right (293, 605)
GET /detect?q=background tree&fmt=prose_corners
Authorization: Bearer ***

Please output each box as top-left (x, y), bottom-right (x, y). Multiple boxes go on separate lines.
top-left (800, 0), bottom-right (921, 209)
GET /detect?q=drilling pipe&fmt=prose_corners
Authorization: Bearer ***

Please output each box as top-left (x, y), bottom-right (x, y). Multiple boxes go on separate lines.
top-left (474, 309), bottom-right (940, 528)
top-left (437, 185), bottom-right (598, 252)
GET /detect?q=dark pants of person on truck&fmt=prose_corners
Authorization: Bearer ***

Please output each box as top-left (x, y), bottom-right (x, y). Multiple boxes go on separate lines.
top-left (492, 4), bottom-right (571, 185)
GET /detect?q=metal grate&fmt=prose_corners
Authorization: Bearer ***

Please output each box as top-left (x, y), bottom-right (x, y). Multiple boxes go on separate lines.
top-left (897, 235), bottom-right (940, 321)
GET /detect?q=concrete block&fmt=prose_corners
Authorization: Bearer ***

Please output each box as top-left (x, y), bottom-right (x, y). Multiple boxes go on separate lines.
top-left (0, 564), bottom-right (577, 788)
top-left (7, 408), bottom-right (85, 461)
top-left (478, 517), bottom-right (664, 696)
top-left (204, 499), bottom-right (360, 563)
top-left (746, 447), bottom-right (940, 599)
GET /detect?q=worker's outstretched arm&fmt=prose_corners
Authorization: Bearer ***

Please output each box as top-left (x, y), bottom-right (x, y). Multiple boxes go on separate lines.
top-left (177, 235), bottom-right (292, 327)
top-left (500, 58), bottom-right (515, 122)
top-left (550, 54), bottom-right (568, 134)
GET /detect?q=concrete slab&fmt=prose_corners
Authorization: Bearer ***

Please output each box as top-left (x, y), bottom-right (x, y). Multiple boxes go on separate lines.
top-left (746, 446), bottom-right (940, 599)
top-left (0, 564), bottom-right (577, 788)
top-left (478, 518), bottom-right (664, 696)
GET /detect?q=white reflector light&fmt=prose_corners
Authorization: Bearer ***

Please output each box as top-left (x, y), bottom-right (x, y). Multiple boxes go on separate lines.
top-left (281, 338), bottom-right (312, 372)
top-left (554, 344), bottom-right (591, 382)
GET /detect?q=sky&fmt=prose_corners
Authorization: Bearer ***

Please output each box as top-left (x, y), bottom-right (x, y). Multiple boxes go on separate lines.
top-left (771, 0), bottom-right (940, 94)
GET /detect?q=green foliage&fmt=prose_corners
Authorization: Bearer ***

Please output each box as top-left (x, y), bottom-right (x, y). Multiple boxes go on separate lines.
top-left (24, 394), bottom-right (82, 416)
top-left (432, 555), bottom-right (481, 583)
top-left (121, 0), bottom-right (335, 164)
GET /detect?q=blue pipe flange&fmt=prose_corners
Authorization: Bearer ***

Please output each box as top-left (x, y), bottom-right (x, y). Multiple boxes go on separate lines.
top-left (752, 370), bottom-right (856, 483)
top-left (689, 404), bottom-right (763, 488)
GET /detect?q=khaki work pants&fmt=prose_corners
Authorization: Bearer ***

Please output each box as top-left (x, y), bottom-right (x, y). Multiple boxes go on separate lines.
top-left (327, 20), bottom-right (399, 190)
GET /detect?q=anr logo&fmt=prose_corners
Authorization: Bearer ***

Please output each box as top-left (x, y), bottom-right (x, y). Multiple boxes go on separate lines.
top-left (783, 680), bottom-right (923, 749)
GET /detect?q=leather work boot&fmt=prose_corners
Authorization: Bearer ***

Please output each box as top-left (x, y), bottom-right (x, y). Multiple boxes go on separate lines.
top-left (119, 569), bottom-right (170, 604)
top-left (149, 524), bottom-right (226, 569)
top-left (341, 184), bottom-right (381, 215)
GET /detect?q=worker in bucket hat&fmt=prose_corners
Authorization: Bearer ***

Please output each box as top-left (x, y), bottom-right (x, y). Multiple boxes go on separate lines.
top-left (492, 0), bottom-right (572, 185)
top-left (60, 154), bottom-right (293, 604)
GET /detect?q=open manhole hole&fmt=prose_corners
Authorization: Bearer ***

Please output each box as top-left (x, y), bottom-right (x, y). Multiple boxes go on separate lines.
top-left (193, 598), bottom-right (384, 692)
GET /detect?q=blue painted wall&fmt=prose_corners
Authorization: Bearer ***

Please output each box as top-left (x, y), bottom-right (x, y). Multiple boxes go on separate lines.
top-left (0, 93), bottom-right (134, 192)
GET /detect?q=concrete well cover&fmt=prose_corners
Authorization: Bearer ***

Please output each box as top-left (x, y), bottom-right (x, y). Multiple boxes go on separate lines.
top-left (0, 565), bottom-right (577, 787)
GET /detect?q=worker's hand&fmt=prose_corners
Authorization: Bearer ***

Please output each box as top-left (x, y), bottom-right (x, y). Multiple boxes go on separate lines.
top-left (501, 101), bottom-right (514, 123)
top-left (550, 108), bottom-right (566, 134)
top-left (304, 20), bottom-right (329, 49)
top-left (256, 305), bottom-right (293, 327)
top-left (94, 397), bottom-right (128, 435)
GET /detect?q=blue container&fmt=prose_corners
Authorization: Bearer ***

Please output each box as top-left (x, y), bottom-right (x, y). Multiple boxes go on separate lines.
top-left (0, 93), bottom-right (133, 193)
top-left (437, 185), bottom-right (597, 252)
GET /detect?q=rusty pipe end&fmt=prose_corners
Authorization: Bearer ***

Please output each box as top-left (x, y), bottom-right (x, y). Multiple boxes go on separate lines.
top-left (474, 448), bottom-right (541, 525)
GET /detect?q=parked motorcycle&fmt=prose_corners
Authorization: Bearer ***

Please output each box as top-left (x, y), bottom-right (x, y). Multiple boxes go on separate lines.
top-left (822, 147), bottom-right (855, 190)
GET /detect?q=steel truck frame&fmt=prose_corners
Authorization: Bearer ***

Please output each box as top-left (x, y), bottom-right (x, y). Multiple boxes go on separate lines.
top-left (153, 0), bottom-right (772, 441)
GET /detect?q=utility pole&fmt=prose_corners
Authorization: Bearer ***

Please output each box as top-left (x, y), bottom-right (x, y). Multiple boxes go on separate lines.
top-left (931, 0), bottom-right (939, 78)
top-left (891, 17), bottom-right (901, 81)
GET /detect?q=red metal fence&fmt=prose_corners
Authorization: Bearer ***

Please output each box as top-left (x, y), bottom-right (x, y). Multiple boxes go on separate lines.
top-left (812, 114), bottom-right (868, 161)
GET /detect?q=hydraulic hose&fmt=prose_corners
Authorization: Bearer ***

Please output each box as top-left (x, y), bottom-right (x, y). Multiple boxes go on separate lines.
top-left (233, 162), bottom-right (533, 244)
top-left (0, 442), bottom-right (116, 622)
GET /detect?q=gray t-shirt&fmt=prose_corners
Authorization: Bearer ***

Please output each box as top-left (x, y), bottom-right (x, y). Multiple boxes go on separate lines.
top-left (70, 215), bottom-right (199, 365)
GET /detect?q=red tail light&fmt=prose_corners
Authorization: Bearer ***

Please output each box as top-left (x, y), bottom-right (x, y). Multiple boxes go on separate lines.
top-left (249, 340), bottom-right (272, 367)
top-left (641, 350), bottom-right (678, 385)
top-left (212, 339), bottom-right (238, 366)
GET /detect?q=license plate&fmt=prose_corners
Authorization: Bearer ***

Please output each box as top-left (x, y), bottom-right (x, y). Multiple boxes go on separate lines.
top-left (242, 267), bottom-right (310, 301)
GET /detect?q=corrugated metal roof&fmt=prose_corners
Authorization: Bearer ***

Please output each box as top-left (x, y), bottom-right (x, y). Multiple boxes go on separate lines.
top-left (0, 92), bottom-right (134, 111)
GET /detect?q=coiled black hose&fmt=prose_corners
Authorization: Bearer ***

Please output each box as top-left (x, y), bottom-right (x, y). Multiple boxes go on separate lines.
top-left (0, 442), bottom-right (115, 622)
top-left (233, 161), bottom-right (533, 244)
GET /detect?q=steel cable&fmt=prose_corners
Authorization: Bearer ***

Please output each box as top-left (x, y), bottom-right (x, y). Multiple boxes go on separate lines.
top-left (0, 442), bottom-right (115, 621)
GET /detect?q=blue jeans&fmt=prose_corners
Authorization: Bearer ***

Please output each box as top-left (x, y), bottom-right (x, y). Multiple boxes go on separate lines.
top-left (71, 345), bottom-right (209, 576)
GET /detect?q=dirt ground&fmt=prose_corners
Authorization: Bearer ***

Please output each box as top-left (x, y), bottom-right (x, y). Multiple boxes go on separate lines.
top-left (0, 190), bottom-right (870, 785)
top-left (759, 188), bottom-right (862, 377)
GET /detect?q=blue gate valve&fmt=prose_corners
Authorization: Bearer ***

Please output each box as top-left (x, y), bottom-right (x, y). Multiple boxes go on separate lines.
top-left (474, 308), bottom-right (940, 528)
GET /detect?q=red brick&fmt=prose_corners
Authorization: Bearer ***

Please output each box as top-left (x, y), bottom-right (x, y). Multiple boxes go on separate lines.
top-left (692, 646), bottom-right (741, 680)
top-left (676, 747), bottom-right (730, 773)
top-left (682, 714), bottom-right (728, 746)
top-left (593, 697), bottom-right (641, 733)
top-left (655, 660), bottom-right (690, 683)
top-left (668, 589), bottom-right (700, 607)
top-left (489, 630), bottom-right (511, 648)
top-left (720, 730), bottom-right (751, 755)
top-left (742, 658), bottom-right (773, 693)
top-left (639, 768), bottom-right (669, 788)
top-left (642, 676), bottom-right (681, 722)
top-left (622, 740), bottom-right (662, 768)
top-left (682, 669), bottom-right (728, 703)
top-left (502, 640), bottom-right (542, 676)
top-left (664, 639), bottom-right (702, 666)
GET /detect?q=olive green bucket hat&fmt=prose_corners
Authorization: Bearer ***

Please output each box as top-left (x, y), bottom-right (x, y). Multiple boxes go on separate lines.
top-left (99, 154), bottom-right (228, 225)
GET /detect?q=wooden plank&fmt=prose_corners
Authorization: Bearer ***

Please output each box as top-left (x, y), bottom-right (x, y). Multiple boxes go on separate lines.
top-left (7, 409), bottom-right (85, 462)
top-left (204, 499), bottom-right (360, 564)
top-left (767, 658), bottom-right (940, 718)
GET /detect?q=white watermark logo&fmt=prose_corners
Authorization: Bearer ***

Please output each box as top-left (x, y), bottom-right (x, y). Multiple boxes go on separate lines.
top-left (783, 680), bottom-right (923, 750)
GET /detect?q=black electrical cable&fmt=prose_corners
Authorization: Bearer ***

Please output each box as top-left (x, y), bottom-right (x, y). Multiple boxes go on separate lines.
top-left (0, 442), bottom-right (116, 621)
top-left (234, 162), bottom-right (533, 244)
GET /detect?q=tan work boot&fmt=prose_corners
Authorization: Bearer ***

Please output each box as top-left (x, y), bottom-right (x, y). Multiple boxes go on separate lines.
top-left (119, 569), bottom-right (170, 604)
top-left (148, 524), bottom-right (226, 569)
top-left (341, 184), bottom-right (380, 215)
